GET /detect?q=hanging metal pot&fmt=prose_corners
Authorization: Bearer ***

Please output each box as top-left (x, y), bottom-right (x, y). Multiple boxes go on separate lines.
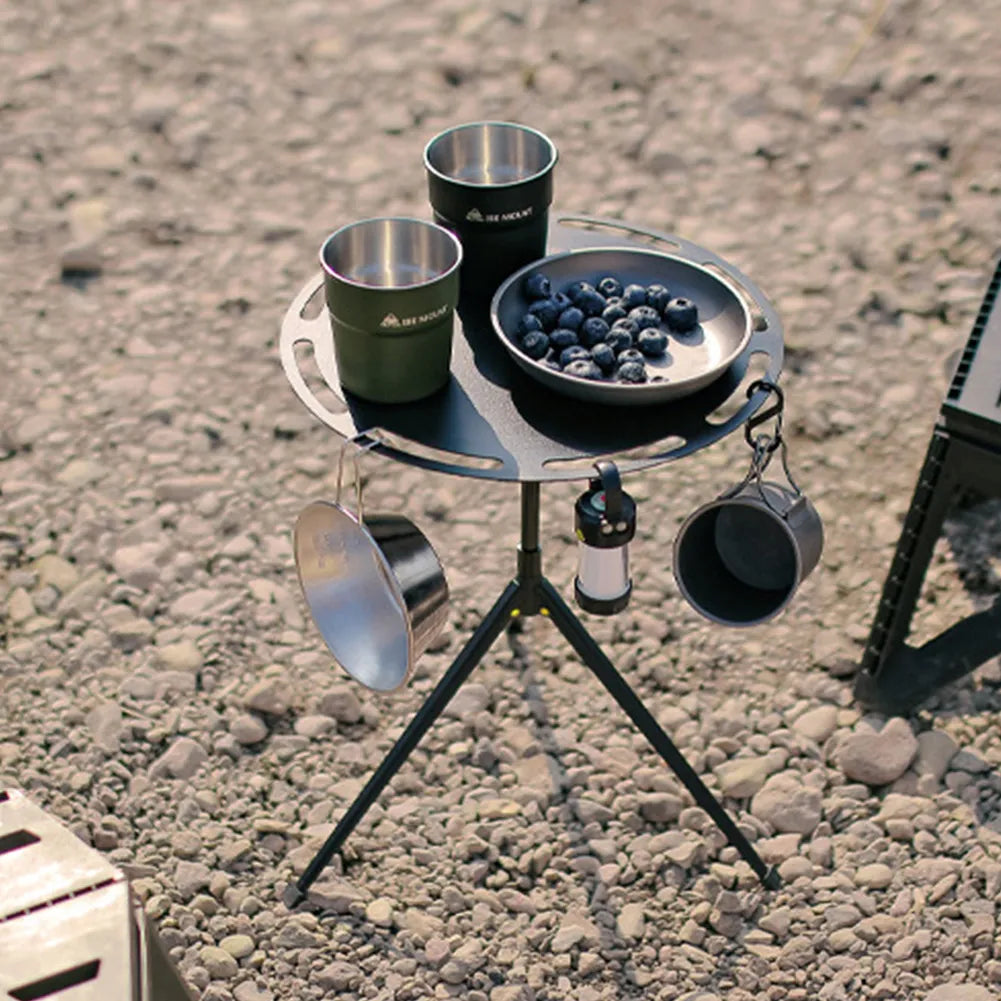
top-left (293, 442), bottom-right (449, 692)
top-left (673, 381), bottom-right (824, 627)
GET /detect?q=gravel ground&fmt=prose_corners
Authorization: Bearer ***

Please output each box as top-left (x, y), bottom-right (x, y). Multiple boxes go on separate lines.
top-left (3, 1), bottom-right (1001, 999)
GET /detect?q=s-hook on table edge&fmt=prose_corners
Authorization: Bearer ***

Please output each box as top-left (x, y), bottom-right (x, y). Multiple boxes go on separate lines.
top-left (279, 216), bottom-right (786, 908)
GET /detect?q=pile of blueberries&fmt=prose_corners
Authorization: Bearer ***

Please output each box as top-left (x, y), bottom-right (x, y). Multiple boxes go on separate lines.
top-left (511, 271), bottom-right (700, 383)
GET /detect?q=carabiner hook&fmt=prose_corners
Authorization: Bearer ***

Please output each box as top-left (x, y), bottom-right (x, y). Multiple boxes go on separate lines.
top-left (744, 379), bottom-right (784, 452)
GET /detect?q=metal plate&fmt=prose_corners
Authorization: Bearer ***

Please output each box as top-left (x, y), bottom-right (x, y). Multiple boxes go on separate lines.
top-left (491, 248), bottom-right (752, 406)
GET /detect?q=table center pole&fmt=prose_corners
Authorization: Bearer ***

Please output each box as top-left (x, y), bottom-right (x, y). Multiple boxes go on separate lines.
top-left (516, 482), bottom-right (544, 613)
top-left (520, 481), bottom-right (541, 552)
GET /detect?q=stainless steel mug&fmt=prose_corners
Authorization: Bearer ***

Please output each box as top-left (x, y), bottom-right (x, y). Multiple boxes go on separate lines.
top-left (424, 121), bottom-right (558, 294)
top-left (320, 217), bottom-right (462, 404)
top-left (673, 481), bottom-right (824, 627)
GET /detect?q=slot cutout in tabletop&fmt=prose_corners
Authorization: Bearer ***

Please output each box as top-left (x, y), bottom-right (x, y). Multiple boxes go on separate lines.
top-left (300, 283), bottom-right (325, 320)
top-left (293, 341), bottom-right (348, 417)
top-left (555, 217), bottom-right (682, 252)
top-left (369, 430), bottom-right (503, 471)
top-left (543, 437), bottom-right (687, 472)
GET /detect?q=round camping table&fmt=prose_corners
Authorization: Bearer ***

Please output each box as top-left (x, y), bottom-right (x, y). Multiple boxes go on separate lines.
top-left (279, 216), bottom-right (786, 909)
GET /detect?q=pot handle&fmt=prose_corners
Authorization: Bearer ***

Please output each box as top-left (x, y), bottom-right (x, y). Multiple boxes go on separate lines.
top-left (279, 274), bottom-right (357, 437)
top-left (335, 434), bottom-right (380, 523)
top-left (553, 214), bottom-right (782, 338)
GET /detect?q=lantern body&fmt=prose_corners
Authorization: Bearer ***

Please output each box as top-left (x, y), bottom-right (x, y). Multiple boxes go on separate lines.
top-left (573, 461), bottom-right (636, 616)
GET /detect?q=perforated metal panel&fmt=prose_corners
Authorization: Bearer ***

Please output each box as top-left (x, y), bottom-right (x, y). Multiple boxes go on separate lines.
top-left (0, 790), bottom-right (120, 922)
top-left (0, 882), bottom-right (135, 1001)
top-left (0, 789), bottom-right (194, 1001)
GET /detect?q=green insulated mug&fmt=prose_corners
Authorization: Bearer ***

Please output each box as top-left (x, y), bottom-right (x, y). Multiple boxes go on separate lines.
top-left (320, 217), bottom-right (463, 404)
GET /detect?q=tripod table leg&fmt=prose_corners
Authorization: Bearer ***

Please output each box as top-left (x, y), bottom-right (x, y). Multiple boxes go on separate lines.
top-left (539, 578), bottom-right (780, 890)
top-left (283, 580), bottom-right (523, 910)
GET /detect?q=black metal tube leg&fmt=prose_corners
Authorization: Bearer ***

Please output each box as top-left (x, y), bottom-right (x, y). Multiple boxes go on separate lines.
top-left (284, 580), bottom-right (523, 910)
top-left (540, 579), bottom-right (780, 890)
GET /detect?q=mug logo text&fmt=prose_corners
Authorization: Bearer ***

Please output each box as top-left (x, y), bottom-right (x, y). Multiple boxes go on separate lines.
top-left (380, 303), bottom-right (450, 329)
top-left (465, 206), bottom-right (534, 223)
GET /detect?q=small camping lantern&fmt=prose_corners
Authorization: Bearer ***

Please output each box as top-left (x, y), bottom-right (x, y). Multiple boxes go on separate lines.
top-left (573, 460), bottom-right (636, 616)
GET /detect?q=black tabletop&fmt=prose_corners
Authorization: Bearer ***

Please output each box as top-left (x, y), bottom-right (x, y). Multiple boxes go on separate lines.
top-left (280, 216), bottom-right (784, 482)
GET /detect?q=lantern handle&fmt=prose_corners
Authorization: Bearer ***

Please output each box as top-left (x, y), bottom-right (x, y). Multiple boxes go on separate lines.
top-left (593, 460), bottom-right (624, 523)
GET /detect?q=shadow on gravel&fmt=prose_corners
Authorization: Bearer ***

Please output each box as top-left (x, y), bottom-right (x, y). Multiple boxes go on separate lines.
top-left (854, 494), bottom-right (1001, 715)
top-left (885, 496), bottom-right (1001, 831)
top-left (59, 271), bottom-right (100, 291)
top-left (944, 496), bottom-right (1001, 613)
top-left (911, 495), bottom-right (1001, 707)
top-left (507, 624), bottom-right (674, 1000)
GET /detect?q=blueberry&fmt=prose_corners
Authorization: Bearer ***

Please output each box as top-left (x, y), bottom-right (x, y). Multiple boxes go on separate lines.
top-left (564, 281), bottom-right (596, 304)
top-left (527, 298), bottom-right (561, 331)
top-left (621, 284), bottom-right (648, 309)
top-left (550, 291), bottom-right (573, 312)
top-left (604, 327), bottom-right (633, 354)
top-left (579, 316), bottom-right (611, 347)
top-left (627, 305), bottom-right (662, 331)
top-left (616, 361), bottom-right (648, 383)
top-left (646, 283), bottom-right (672, 313)
top-left (664, 297), bottom-right (699, 332)
top-left (575, 288), bottom-right (607, 317)
top-left (522, 273), bottom-right (551, 300)
top-left (517, 313), bottom-right (544, 338)
top-left (549, 327), bottom-right (579, 350)
top-left (601, 299), bottom-right (628, 324)
top-left (559, 345), bottom-right (591, 367)
top-left (637, 328), bottom-right (668, 356)
top-left (610, 316), bottom-right (640, 340)
top-left (563, 359), bottom-right (604, 380)
top-left (617, 348), bottom-right (646, 367)
top-left (520, 330), bottom-right (550, 360)
top-left (597, 275), bottom-right (624, 298)
top-left (590, 342), bottom-right (616, 372)
top-left (543, 359), bottom-right (563, 372)
top-left (557, 306), bottom-right (585, 332)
